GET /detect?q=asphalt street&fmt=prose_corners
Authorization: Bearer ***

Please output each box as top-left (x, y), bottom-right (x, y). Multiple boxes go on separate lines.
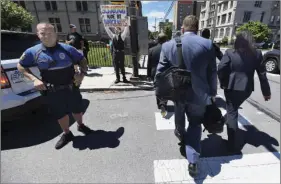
top-left (1, 90), bottom-right (280, 183)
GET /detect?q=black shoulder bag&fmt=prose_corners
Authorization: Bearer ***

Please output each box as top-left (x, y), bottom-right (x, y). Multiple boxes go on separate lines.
top-left (155, 37), bottom-right (192, 101)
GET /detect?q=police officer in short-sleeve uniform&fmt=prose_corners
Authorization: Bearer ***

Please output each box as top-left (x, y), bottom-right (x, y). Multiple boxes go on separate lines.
top-left (18, 22), bottom-right (93, 149)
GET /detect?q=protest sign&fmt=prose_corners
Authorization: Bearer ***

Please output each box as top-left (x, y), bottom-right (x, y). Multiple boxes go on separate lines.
top-left (100, 5), bottom-right (129, 27)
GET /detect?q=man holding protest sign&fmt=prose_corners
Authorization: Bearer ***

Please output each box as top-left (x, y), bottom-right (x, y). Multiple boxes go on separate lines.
top-left (101, 4), bottom-right (130, 84)
top-left (105, 25), bottom-right (130, 83)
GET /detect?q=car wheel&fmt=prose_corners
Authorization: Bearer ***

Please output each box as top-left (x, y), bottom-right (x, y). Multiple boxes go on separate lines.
top-left (265, 58), bottom-right (278, 73)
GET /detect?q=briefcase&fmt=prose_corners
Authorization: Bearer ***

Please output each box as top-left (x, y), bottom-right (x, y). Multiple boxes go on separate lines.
top-left (155, 37), bottom-right (192, 101)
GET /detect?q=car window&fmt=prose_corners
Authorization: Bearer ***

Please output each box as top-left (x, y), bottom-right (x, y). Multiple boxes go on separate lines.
top-left (273, 41), bottom-right (280, 50)
top-left (1, 33), bottom-right (40, 60)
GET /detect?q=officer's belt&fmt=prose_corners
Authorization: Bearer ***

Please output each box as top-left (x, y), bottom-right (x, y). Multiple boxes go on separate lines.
top-left (46, 83), bottom-right (73, 92)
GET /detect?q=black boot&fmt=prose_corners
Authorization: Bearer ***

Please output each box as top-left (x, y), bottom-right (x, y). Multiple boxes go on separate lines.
top-left (227, 127), bottom-right (241, 154)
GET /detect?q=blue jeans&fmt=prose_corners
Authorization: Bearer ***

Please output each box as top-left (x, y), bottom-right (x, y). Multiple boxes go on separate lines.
top-left (174, 101), bottom-right (206, 154)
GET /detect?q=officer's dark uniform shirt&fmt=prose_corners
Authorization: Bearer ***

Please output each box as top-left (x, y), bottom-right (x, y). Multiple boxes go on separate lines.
top-left (112, 34), bottom-right (125, 51)
top-left (66, 32), bottom-right (83, 50)
top-left (19, 43), bottom-right (84, 85)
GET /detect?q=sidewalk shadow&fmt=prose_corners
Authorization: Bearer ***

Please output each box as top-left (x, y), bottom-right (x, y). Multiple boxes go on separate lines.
top-left (85, 73), bottom-right (103, 77)
top-left (1, 99), bottom-right (90, 150)
top-left (72, 127), bottom-right (125, 150)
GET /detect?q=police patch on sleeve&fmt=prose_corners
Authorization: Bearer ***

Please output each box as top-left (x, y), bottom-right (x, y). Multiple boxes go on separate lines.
top-left (59, 52), bottom-right (65, 59)
top-left (19, 53), bottom-right (25, 61)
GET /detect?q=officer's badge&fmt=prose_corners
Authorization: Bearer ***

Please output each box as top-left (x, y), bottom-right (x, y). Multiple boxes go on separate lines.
top-left (59, 53), bottom-right (65, 59)
top-left (19, 53), bottom-right (25, 61)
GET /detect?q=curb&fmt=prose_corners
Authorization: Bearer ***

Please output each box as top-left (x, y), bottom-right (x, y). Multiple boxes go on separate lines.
top-left (246, 97), bottom-right (280, 122)
top-left (79, 86), bottom-right (154, 92)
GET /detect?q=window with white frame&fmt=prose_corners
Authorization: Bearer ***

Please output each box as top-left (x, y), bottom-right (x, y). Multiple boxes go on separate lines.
top-left (79, 18), bottom-right (91, 33)
top-left (76, 1), bottom-right (88, 11)
top-left (277, 16), bottom-right (280, 24)
top-left (201, 21), bottom-right (204, 28)
top-left (243, 11), bottom-right (252, 22)
top-left (220, 28), bottom-right (224, 38)
top-left (45, 1), bottom-right (57, 11)
top-left (217, 16), bottom-right (220, 25)
top-left (48, 18), bottom-right (62, 32)
top-left (201, 11), bottom-right (205, 18)
top-left (221, 14), bottom-right (227, 24)
top-left (270, 15), bottom-right (275, 23)
top-left (223, 2), bottom-right (228, 11)
top-left (215, 29), bottom-right (219, 38)
top-left (228, 12), bottom-right (232, 23)
top-left (225, 27), bottom-right (230, 36)
top-left (229, 1), bottom-right (233, 8)
top-left (254, 1), bottom-right (262, 8)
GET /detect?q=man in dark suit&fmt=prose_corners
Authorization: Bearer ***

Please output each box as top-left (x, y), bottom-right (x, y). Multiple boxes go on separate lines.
top-left (156, 15), bottom-right (217, 177)
top-left (201, 28), bottom-right (223, 60)
top-left (147, 33), bottom-right (168, 117)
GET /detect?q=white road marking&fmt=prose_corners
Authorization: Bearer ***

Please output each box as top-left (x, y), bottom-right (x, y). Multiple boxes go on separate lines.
top-left (155, 107), bottom-right (252, 131)
top-left (154, 152), bottom-right (280, 183)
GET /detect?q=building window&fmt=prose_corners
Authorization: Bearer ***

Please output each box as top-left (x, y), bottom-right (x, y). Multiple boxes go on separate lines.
top-left (14, 1), bottom-right (26, 9)
top-left (260, 12), bottom-right (265, 22)
top-left (48, 18), bottom-right (62, 32)
top-left (270, 16), bottom-right (275, 23)
top-left (76, 1), bottom-right (88, 11)
top-left (254, 1), bottom-right (262, 8)
top-left (217, 16), bottom-right (220, 25)
top-left (215, 29), bottom-right (219, 38)
top-left (218, 5), bottom-right (221, 12)
top-left (228, 12), bottom-right (232, 23)
top-left (201, 1), bottom-right (206, 9)
top-left (79, 18), bottom-right (91, 33)
top-left (201, 21), bottom-right (204, 28)
top-left (229, 1), bottom-right (233, 8)
top-left (225, 27), bottom-right (230, 36)
top-left (223, 2), bottom-right (228, 11)
top-left (45, 1), bottom-right (57, 11)
top-left (221, 14), bottom-right (227, 24)
top-left (277, 16), bottom-right (280, 24)
top-left (201, 11), bottom-right (205, 18)
top-left (220, 28), bottom-right (224, 38)
top-left (243, 11), bottom-right (252, 22)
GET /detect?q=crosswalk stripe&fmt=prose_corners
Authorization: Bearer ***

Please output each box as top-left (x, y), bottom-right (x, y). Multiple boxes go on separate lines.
top-left (153, 152), bottom-right (280, 183)
top-left (155, 107), bottom-right (252, 131)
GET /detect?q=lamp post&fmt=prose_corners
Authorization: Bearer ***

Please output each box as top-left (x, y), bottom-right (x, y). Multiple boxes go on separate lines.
top-left (129, 0), bottom-right (139, 77)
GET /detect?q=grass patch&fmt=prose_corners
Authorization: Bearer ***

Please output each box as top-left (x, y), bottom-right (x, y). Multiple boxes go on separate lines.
top-left (86, 46), bottom-right (132, 67)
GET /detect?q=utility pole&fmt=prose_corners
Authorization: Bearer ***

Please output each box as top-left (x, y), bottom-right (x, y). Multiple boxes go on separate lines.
top-left (192, 1), bottom-right (197, 16)
top-left (211, 0), bottom-right (218, 41)
top-left (129, 0), bottom-right (139, 77)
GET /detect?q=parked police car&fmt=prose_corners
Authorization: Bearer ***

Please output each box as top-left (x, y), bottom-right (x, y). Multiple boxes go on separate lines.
top-left (1, 30), bottom-right (43, 121)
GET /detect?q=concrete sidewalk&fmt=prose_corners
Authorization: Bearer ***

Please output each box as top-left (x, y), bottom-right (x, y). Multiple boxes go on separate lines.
top-left (80, 67), bottom-right (154, 92)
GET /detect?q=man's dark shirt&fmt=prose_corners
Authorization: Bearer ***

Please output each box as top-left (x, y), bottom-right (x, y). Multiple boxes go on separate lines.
top-left (66, 32), bottom-right (83, 50)
top-left (213, 43), bottom-right (223, 60)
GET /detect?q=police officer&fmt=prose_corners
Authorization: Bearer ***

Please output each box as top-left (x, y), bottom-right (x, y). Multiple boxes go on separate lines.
top-left (17, 22), bottom-right (93, 150)
top-left (104, 25), bottom-right (130, 84)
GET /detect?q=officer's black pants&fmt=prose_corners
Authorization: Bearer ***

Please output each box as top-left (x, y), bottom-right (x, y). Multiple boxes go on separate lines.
top-left (113, 51), bottom-right (126, 80)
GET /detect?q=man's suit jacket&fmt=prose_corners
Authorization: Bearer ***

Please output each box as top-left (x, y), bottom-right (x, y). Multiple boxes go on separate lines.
top-left (155, 32), bottom-right (217, 106)
top-left (147, 43), bottom-right (162, 78)
top-left (218, 49), bottom-right (271, 96)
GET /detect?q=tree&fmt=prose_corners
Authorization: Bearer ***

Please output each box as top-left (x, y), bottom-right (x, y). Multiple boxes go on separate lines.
top-left (236, 21), bottom-right (271, 43)
top-left (164, 25), bottom-right (172, 40)
top-left (1, 0), bottom-right (34, 30)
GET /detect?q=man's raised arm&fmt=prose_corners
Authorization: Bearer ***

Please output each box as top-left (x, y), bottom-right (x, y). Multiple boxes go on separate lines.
top-left (104, 27), bottom-right (114, 40)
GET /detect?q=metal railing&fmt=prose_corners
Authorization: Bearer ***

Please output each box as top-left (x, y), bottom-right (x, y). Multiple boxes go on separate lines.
top-left (86, 41), bottom-right (132, 67)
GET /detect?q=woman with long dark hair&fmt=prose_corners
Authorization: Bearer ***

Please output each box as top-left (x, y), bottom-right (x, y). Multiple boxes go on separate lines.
top-left (218, 30), bottom-right (271, 153)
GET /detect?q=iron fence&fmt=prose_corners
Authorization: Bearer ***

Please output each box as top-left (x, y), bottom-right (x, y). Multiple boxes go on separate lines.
top-left (86, 41), bottom-right (132, 67)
